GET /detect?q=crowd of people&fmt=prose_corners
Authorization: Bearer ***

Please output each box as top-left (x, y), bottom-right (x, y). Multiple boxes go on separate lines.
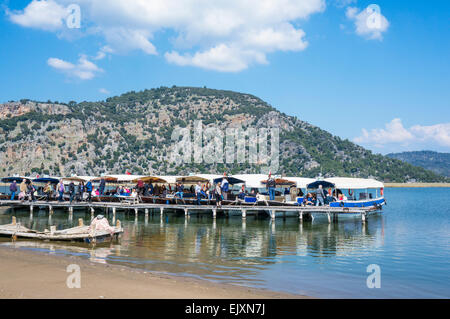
top-left (6, 173), bottom-right (351, 207)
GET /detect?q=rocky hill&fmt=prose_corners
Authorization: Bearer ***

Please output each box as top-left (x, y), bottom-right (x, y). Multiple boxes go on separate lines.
top-left (0, 87), bottom-right (446, 182)
top-left (387, 151), bottom-right (450, 178)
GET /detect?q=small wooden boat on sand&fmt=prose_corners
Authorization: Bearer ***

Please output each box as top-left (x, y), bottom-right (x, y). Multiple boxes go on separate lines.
top-left (0, 217), bottom-right (123, 243)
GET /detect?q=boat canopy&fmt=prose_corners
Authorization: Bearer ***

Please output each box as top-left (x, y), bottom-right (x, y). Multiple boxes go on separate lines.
top-left (261, 178), bottom-right (296, 187)
top-left (132, 175), bottom-right (168, 183)
top-left (307, 180), bottom-right (336, 189)
top-left (325, 177), bottom-right (384, 189)
top-left (285, 177), bottom-right (316, 189)
top-left (33, 177), bottom-right (60, 184)
top-left (232, 174), bottom-right (268, 188)
top-left (1, 176), bottom-right (29, 183)
top-left (213, 176), bottom-right (245, 185)
top-left (156, 176), bottom-right (178, 184)
top-left (62, 176), bottom-right (93, 182)
top-left (176, 175), bottom-right (217, 184)
top-left (92, 175), bottom-right (146, 183)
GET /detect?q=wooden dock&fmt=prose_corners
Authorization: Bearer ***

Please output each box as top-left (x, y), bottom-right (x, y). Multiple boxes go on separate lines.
top-left (0, 199), bottom-right (380, 223)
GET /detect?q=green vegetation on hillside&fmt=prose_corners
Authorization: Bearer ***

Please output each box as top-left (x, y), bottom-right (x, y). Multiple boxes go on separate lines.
top-left (0, 86), bottom-right (447, 182)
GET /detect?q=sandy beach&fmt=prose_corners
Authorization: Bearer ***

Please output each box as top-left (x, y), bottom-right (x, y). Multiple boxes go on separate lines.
top-left (0, 246), bottom-right (306, 299)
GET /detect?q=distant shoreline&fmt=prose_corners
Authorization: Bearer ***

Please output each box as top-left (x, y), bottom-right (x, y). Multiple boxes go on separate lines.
top-left (384, 183), bottom-right (450, 188)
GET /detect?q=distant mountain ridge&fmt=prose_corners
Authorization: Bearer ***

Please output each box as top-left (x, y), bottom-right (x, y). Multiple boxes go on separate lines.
top-left (387, 151), bottom-right (450, 178)
top-left (0, 86), bottom-right (447, 182)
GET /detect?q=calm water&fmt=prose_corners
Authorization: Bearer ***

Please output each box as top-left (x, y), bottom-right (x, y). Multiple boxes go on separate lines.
top-left (0, 187), bottom-right (449, 298)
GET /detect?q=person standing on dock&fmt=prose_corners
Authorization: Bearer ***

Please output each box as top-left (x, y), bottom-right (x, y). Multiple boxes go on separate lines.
top-left (9, 180), bottom-right (17, 200)
top-left (69, 181), bottom-right (76, 204)
top-left (316, 185), bottom-right (325, 206)
top-left (215, 182), bottom-right (222, 207)
top-left (43, 181), bottom-right (52, 202)
top-left (267, 173), bottom-right (276, 201)
top-left (77, 182), bottom-right (84, 201)
top-left (195, 181), bottom-right (202, 205)
top-left (85, 180), bottom-right (93, 202)
top-left (57, 180), bottom-right (65, 202)
top-left (99, 178), bottom-right (106, 195)
top-left (221, 173), bottom-right (229, 200)
top-left (26, 179), bottom-right (36, 202)
top-left (19, 179), bottom-right (27, 201)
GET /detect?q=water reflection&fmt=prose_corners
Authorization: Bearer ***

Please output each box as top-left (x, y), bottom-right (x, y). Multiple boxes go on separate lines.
top-left (0, 207), bottom-right (384, 286)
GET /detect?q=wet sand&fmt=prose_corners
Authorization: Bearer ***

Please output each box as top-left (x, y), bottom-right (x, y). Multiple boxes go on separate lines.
top-left (0, 246), bottom-right (307, 299)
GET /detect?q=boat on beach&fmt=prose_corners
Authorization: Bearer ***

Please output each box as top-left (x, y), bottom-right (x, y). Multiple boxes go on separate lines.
top-left (0, 217), bottom-right (123, 243)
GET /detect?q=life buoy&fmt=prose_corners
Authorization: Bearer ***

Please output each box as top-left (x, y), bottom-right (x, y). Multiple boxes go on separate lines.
top-left (348, 189), bottom-right (353, 196)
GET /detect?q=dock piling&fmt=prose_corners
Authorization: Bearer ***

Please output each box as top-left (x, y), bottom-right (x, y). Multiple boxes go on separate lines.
top-left (49, 205), bottom-right (53, 216)
top-left (242, 209), bottom-right (247, 219)
top-left (361, 213), bottom-right (366, 223)
top-left (270, 210), bottom-right (276, 219)
top-left (299, 211), bottom-right (303, 221)
top-left (212, 208), bottom-right (217, 219)
top-left (160, 207), bottom-right (164, 216)
top-left (78, 218), bottom-right (84, 227)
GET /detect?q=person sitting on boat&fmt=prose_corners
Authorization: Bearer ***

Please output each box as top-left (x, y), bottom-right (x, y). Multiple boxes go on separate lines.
top-left (201, 184), bottom-right (208, 198)
top-left (136, 179), bottom-right (144, 195)
top-left (238, 185), bottom-right (246, 200)
top-left (325, 188), bottom-right (335, 204)
top-left (303, 193), bottom-right (314, 206)
top-left (148, 182), bottom-right (154, 195)
top-left (161, 185), bottom-right (167, 198)
top-left (89, 215), bottom-right (115, 235)
top-left (175, 183), bottom-right (184, 198)
top-left (130, 189), bottom-right (138, 198)
top-left (315, 185), bottom-right (326, 206)
top-left (143, 183), bottom-right (150, 196)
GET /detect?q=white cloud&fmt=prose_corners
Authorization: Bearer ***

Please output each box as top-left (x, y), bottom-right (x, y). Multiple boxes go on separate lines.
top-left (346, 5), bottom-right (389, 40)
top-left (8, 0), bottom-right (67, 31)
top-left (99, 88), bottom-right (110, 94)
top-left (47, 55), bottom-right (103, 80)
top-left (354, 119), bottom-right (450, 150)
top-left (9, 0), bottom-right (325, 72)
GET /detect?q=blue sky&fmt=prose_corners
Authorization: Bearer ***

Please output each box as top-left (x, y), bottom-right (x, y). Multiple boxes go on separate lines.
top-left (0, 0), bottom-right (449, 154)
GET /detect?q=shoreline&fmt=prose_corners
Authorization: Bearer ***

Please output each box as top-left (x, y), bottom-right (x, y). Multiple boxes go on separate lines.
top-left (384, 182), bottom-right (450, 188)
top-left (0, 245), bottom-right (308, 299)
